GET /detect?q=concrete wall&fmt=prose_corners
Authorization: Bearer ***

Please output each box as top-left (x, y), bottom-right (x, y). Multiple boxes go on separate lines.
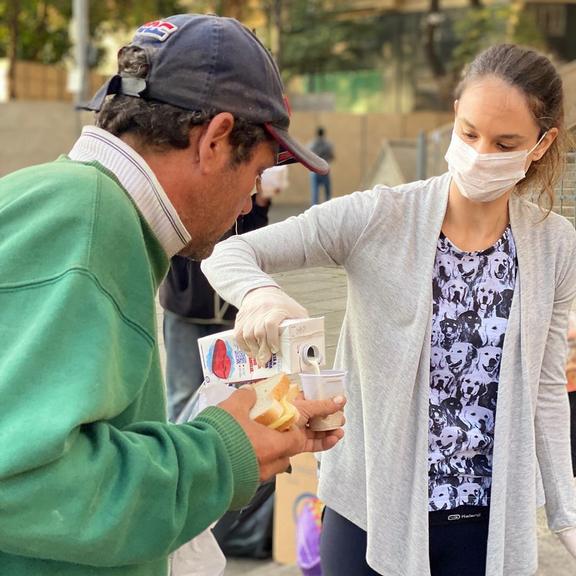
top-left (560, 61), bottom-right (576, 130)
top-left (0, 101), bottom-right (451, 204)
top-left (285, 110), bottom-right (452, 203)
top-left (0, 102), bottom-right (92, 175)
top-left (0, 60), bottom-right (107, 102)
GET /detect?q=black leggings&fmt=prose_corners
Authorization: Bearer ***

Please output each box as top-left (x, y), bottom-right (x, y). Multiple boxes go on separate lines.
top-left (320, 507), bottom-right (488, 576)
top-left (569, 391), bottom-right (576, 476)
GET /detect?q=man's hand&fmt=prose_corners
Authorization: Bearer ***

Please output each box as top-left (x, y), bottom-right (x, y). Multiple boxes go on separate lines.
top-left (218, 387), bottom-right (345, 481)
top-left (235, 287), bottom-right (308, 367)
top-left (558, 527), bottom-right (576, 559)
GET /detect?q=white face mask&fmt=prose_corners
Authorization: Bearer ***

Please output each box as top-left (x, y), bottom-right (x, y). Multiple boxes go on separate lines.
top-left (444, 130), bottom-right (547, 202)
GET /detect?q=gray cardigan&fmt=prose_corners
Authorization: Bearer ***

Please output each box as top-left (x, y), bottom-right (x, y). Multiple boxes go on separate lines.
top-left (202, 173), bottom-right (576, 576)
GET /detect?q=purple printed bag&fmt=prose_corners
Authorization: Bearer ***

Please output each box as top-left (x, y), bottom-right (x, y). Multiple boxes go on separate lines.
top-left (293, 493), bottom-right (324, 576)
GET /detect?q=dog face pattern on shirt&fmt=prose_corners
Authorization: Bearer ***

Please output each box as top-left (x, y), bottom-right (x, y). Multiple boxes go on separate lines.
top-left (428, 226), bottom-right (516, 511)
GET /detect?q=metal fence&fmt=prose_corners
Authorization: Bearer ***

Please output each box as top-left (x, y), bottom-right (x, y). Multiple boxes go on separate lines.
top-left (547, 152), bottom-right (576, 227)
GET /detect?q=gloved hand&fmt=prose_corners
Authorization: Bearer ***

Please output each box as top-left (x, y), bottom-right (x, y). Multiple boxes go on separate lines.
top-left (234, 286), bottom-right (308, 367)
top-left (558, 527), bottom-right (576, 559)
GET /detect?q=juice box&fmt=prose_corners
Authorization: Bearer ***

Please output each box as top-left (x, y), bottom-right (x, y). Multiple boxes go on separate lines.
top-left (198, 317), bottom-right (325, 384)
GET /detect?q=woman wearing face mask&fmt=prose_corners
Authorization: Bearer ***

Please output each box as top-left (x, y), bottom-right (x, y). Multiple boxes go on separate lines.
top-left (202, 44), bottom-right (576, 575)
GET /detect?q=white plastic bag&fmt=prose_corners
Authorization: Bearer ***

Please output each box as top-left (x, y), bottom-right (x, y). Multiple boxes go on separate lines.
top-left (177, 377), bottom-right (237, 423)
top-left (260, 165), bottom-right (289, 198)
top-left (169, 378), bottom-right (237, 575)
top-left (170, 525), bottom-right (226, 576)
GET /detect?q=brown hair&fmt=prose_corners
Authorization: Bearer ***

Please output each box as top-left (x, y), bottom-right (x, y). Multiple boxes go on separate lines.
top-left (455, 44), bottom-right (568, 209)
top-left (96, 46), bottom-right (272, 165)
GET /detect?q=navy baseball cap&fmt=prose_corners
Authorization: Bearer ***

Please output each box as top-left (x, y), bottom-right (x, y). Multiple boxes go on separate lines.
top-left (84, 14), bottom-right (329, 174)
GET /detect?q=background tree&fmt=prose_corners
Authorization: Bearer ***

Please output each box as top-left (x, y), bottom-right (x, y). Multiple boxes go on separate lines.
top-left (0, 0), bottom-right (184, 97)
top-left (422, 0), bottom-right (485, 102)
top-left (0, 0), bottom-right (72, 97)
top-left (451, 1), bottom-right (546, 73)
top-left (0, 0), bottom-right (72, 64)
top-left (270, 0), bottom-right (382, 84)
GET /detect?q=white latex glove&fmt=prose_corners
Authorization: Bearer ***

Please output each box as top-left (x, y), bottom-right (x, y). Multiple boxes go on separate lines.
top-left (558, 527), bottom-right (576, 559)
top-left (234, 286), bottom-right (308, 367)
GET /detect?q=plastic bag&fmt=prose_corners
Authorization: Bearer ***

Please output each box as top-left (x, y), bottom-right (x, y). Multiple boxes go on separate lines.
top-left (293, 493), bottom-right (324, 576)
top-left (178, 377), bottom-right (237, 423)
top-left (170, 525), bottom-right (226, 576)
top-left (169, 378), bottom-right (236, 576)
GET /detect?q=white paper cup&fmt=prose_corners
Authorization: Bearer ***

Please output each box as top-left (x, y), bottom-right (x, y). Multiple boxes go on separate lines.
top-left (299, 370), bottom-right (346, 431)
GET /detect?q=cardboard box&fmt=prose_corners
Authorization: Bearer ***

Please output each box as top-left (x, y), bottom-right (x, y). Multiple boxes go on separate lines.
top-left (198, 317), bottom-right (325, 384)
top-left (273, 452), bottom-right (320, 565)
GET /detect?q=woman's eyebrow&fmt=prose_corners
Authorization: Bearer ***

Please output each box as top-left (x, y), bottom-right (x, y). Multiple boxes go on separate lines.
top-left (460, 117), bottom-right (523, 140)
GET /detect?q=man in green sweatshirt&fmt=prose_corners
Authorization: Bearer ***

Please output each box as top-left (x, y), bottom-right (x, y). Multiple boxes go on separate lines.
top-left (0, 14), bottom-right (342, 576)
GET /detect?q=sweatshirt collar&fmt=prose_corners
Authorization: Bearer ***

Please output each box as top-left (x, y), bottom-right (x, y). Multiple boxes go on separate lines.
top-left (68, 125), bottom-right (190, 257)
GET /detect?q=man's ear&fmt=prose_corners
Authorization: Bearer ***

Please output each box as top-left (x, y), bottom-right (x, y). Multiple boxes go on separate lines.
top-left (196, 112), bottom-right (235, 173)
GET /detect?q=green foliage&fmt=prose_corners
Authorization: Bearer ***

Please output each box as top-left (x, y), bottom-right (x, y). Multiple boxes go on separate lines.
top-left (279, 0), bottom-right (382, 80)
top-left (306, 69), bottom-right (385, 113)
top-left (189, 0), bottom-right (254, 20)
top-left (90, 0), bottom-right (186, 35)
top-left (89, 0), bottom-right (185, 66)
top-left (451, 4), bottom-right (546, 74)
top-left (0, 0), bottom-right (72, 63)
top-left (0, 3), bottom-right (8, 56)
top-left (0, 0), bottom-right (184, 65)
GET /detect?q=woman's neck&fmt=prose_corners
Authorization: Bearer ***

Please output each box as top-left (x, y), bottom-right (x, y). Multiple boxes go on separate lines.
top-left (442, 181), bottom-right (511, 252)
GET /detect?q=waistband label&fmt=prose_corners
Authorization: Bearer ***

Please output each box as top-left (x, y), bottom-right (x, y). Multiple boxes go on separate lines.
top-left (429, 506), bottom-right (489, 526)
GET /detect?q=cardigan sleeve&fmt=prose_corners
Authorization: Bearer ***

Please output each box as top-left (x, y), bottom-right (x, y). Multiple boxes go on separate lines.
top-left (201, 188), bottom-right (380, 307)
top-left (536, 234), bottom-right (576, 532)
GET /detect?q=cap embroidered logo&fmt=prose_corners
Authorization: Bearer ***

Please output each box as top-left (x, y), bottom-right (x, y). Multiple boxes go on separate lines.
top-left (136, 20), bottom-right (178, 42)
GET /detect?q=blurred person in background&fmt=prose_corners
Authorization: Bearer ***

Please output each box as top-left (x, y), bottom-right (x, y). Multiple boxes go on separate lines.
top-left (309, 126), bottom-right (335, 205)
top-left (203, 44), bottom-right (576, 575)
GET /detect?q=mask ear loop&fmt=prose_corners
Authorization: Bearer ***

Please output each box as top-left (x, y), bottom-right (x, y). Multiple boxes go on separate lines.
top-left (528, 131), bottom-right (549, 158)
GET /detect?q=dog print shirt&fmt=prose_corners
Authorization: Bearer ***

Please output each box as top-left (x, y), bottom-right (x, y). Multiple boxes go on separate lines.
top-left (428, 226), bottom-right (517, 512)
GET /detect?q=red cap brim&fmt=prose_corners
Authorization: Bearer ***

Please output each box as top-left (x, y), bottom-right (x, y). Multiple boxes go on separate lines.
top-left (265, 123), bottom-right (329, 175)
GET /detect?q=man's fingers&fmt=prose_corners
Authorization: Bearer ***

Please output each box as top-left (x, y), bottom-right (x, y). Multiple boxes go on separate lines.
top-left (303, 428), bottom-right (345, 453)
top-left (294, 395), bottom-right (346, 421)
top-left (226, 413), bottom-right (344, 483)
top-left (219, 387), bottom-right (256, 411)
top-left (280, 427), bottom-right (345, 456)
top-left (276, 426), bottom-right (345, 457)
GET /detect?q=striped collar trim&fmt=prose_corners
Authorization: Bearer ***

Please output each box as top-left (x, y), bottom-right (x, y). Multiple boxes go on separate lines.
top-left (68, 125), bottom-right (190, 257)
